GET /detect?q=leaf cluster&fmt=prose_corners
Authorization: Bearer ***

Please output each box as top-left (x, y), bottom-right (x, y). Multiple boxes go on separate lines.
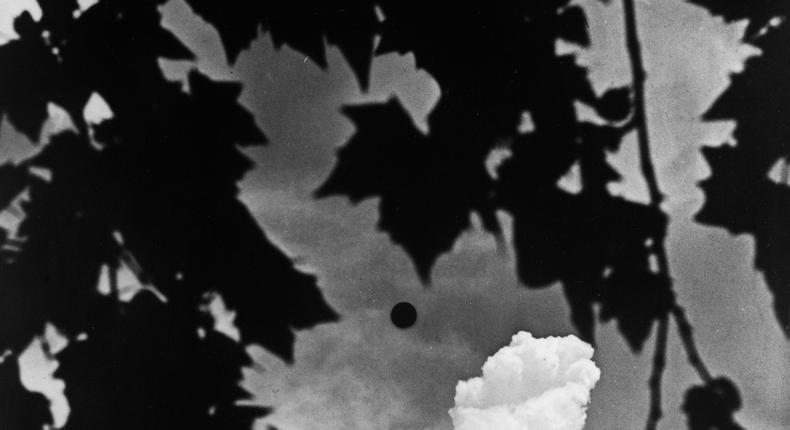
top-left (318, 0), bottom-right (672, 351)
top-left (693, 0), bottom-right (790, 336)
top-left (0, 0), bottom-right (353, 427)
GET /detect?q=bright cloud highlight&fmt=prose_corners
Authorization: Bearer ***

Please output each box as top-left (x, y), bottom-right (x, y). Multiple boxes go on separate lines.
top-left (450, 331), bottom-right (600, 430)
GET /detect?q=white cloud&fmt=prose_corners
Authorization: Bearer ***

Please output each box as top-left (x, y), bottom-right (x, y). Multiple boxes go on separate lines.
top-left (450, 332), bottom-right (600, 430)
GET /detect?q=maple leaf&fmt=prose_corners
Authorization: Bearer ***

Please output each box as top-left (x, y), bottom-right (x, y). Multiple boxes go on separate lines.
top-left (317, 98), bottom-right (494, 282)
top-left (183, 0), bottom-right (378, 87)
top-left (188, 71), bottom-right (268, 146)
top-left (685, 0), bottom-right (786, 38)
top-left (696, 20), bottom-right (790, 336)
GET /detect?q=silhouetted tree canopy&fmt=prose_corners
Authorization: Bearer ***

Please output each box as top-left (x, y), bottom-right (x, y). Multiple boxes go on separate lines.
top-left (0, 0), bottom-right (786, 429)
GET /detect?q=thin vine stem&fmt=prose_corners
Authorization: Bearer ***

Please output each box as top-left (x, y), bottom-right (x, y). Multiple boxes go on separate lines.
top-left (623, 0), bottom-right (663, 208)
top-left (645, 316), bottom-right (668, 430)
top-left (622, 0), bottom-right (714, 428)
top-left (672, 304), bottom-right (713, 381)
top-left (623, 0), bottom-right (672, 283)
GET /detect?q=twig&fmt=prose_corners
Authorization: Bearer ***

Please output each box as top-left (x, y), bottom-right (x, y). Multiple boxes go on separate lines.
top-left (623, 0), bottom-right (673, 277)
top-left (671, 304), bottom-right (712, 382)
top-left (623, 0), bottom-right (663, 207)
top-left (622, 3), bottom-right (674, 426)
top-left (645, 316), bottom-right (668, 430)
top-left (621, 1), bottom-right (716, 428)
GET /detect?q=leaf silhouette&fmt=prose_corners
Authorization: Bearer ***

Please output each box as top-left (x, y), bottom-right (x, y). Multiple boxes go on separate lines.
top-left (499, 174), bottom-right (670, 349)
top-left (188, 71), bottom-right (268, 146)
top-left (0, 0), bottom-right (196, 138)
top-left (686, 0), bottom-right (786, 38)
top-left (55, 292), bottom-right (269, 430)
top-left (696, 19), bottom-right (790, 335)
top-left (682, 377), bottom-right (744, 430)
top-left (0, 7), bottom-right (340, 430)
top-left (319, 3), bottom-right (602, 281)
top-left (63, 0), bottom-right (193, 118)
top-left (0, 1), bottom-right (755, 429)
top-left (76, 72), bottom-right (337, 361)
top-left (317, 98), bottom-right (492, 281)
top-left (183, 0), bottom-right (378, 87)
top-left (557, 5), bottom-right (591, 47)
top-left (0, 358), bottom-right (53, 430)
top-left (0, 163), bottom-right (31, 211)
top-left (0, 133), bottom-right (114, 350)
top-left (0, 13), bottom-right (60, 140)
top-left (318, 2), bottom-right (673, 350)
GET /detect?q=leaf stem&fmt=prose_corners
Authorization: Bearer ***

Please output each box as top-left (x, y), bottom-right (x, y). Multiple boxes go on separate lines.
top-left (645, 316), bottom-right (668, 430)
top-left (623, 0), bottom-right (715, 384)
top-left (623, 0), bottom-right (663, 207)
top-left (672, 304), bottom-right (712, 382)
top-left (622, 1), bottom-right (716, 427)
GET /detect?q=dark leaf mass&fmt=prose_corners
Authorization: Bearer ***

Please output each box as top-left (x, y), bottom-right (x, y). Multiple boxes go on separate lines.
top-left (316, 98), bottom-right (487, 281)
top-left (0, 358), bottom-right (53, 429)
top-left (0, 0), bottom-right (339, 427)
top-left (184, 0), bottom-right (379, 87)
top-left (55, 292), bottom-right (270, 430)
top-left (682, 377), bottom-right (744, 430)
top-left (319, 1), bottom-right (669, 350)
top-left (695, 12), bottom-right (790, 336)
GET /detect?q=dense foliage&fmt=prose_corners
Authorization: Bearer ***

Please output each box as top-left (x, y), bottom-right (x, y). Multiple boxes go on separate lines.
top-left (0, 0), bottom-right (785, 429)
top-left (691, 0), bottom-right (790, 337)
top-left (0, 0), bottom-right (342, 428)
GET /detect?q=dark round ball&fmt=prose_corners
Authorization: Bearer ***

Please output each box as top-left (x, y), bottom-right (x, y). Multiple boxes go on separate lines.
top-left (390, 302), bottom-right (417, 329)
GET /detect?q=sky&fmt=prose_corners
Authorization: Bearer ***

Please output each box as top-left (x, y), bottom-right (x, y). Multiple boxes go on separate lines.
top-left (3, 0), bottom-right (790, 429)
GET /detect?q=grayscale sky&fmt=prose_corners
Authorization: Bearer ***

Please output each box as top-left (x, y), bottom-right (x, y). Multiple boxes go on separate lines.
top-left (3, 0), bottom-right (790, 429)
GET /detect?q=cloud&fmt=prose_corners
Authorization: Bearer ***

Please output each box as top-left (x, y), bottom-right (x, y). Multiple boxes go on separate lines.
top-left (450, 332), bottom-right (600, 430)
